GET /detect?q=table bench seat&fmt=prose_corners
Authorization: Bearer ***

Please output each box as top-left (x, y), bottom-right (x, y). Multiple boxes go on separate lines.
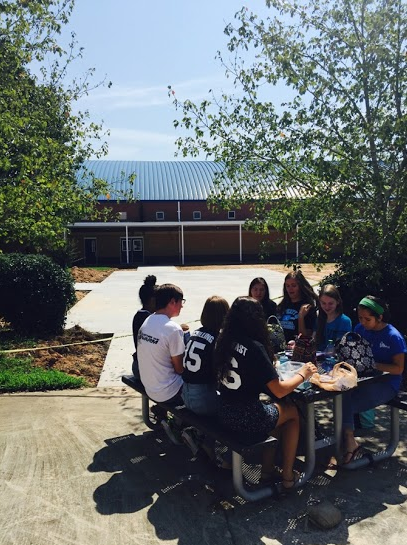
top-left (387, 391), bottom-right (407, 410)
top-left (122, 374), bottom-right (279, 501)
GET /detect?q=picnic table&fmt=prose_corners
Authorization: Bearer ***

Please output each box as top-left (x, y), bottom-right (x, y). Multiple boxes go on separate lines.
top-left (122, 372), bottom-right (407, 501)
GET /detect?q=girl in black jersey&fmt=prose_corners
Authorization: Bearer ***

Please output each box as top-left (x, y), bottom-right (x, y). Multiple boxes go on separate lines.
top-left (182, 295), bottom-right (229, 415)
top-left (214, 296), bottom-right (317, 489)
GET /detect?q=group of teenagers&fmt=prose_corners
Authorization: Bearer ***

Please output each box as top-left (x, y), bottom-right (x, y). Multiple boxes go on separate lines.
top-left (132, 270), bottom-right (406, 489)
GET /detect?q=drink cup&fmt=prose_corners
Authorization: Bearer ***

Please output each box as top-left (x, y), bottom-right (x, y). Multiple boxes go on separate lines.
top-left (181, 323), bottom-right (190, 344)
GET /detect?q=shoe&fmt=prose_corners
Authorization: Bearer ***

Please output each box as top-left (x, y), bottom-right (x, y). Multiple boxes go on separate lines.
top-left (342, 445), bottom-right (363, 465)
top-left (181, 428), bottom-right (201, 456)
top-left (161, 419), bottom-right (183, 445)
top-left (281, 470), bottom-right (301, 490)
top-left (151, 405), bottom-right (167, 424)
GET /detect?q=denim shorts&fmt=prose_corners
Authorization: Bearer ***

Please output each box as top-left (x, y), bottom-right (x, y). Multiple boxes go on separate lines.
top-left (181, 382), bottom-right (219, 416)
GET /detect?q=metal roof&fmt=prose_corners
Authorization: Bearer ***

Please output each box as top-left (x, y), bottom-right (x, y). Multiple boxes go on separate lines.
top-left (78, 160), bottom-right (227, 201)
top-left (78, 160), bottom-right (299, 202)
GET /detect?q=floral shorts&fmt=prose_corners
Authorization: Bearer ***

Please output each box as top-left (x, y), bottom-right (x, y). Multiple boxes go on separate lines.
top-left (219, 399), bottom-right (280, 442)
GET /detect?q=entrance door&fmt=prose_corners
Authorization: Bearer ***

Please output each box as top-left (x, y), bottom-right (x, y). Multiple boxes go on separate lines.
top-left (120, 237), bottom-right (144, 264)
top-left (84, 238), bottom-right (97, 265)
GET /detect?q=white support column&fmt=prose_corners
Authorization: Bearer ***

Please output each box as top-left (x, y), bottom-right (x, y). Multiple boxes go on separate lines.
top-left (126, 225), bottom-right (130, 264)
top-left (181, 224), bottom-right (185, 265)
top-left (239, 224), bottom-right (242, 263)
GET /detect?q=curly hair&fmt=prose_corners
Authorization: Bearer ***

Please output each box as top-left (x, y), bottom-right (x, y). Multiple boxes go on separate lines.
top-left (214, 296), bottom-right (274, 382)
top-left (276, 270), bottom-right (318, 313)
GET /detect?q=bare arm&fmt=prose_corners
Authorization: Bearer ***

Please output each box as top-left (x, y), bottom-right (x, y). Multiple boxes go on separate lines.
top-left (298, 304), bottom-right (313, 337)
top-left (171, 354), bottom-right (184, 374)
top-left (375, 352), bottom-right (405, 375)
top-left (266, 362), bottom-right (317, 398)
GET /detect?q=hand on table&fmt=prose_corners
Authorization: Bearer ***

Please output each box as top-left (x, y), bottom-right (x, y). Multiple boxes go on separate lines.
top-left (300, 362), bottom-right (318, 381)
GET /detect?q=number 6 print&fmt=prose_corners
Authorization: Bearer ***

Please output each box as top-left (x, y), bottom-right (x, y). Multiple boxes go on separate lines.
top-left (222, 357), bottom-right (242, 390)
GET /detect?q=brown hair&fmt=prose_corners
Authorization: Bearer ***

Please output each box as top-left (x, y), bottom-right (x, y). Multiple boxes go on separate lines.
top-left (200, 295), bottom-right (230, 333)
top-left (316, 284), bottom-right (343, 346)
top-left (277, 269), bottom-right (318, 313)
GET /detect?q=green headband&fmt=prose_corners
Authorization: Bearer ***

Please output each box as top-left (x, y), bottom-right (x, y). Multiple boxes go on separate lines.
top-left (359, 297), bottom-right (384, 316)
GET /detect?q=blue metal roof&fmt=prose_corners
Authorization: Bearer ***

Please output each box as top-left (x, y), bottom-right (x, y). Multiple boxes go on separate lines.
top-left (79, 160), bottom-right (227, 201)
top-left (79, 160), bottom-right (298, 201)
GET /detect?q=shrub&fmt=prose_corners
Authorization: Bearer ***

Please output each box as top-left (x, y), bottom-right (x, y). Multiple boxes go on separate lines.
top-left (0, 253), bottom-right (76, 335)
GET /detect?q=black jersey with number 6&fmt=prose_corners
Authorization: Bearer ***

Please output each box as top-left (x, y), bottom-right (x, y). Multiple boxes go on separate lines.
top-left (182, 327), bottom-right (218, 384)
top-left (219, 337), bottom-right (278, 403)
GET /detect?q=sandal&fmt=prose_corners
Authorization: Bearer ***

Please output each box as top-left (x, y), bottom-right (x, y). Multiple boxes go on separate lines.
top-left (342, 445), bottom-right (363, 465)
top-left (281, 470), bottom-right (301, 490)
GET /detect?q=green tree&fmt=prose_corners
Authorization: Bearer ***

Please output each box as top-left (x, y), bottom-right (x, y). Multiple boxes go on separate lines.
top-left (0, 0), bottom-right (132, 254)
top-left (170, 0), bottom-right (407, 302)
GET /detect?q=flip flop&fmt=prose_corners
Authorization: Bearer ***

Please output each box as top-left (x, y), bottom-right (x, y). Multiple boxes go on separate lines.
top-left (342, 445), bottom-right (363, 465)
top-left (281, 469), bottom-right (301, 490)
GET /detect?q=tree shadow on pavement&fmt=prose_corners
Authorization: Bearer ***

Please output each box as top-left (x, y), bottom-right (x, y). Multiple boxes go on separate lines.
top-left (88, 428), bottom-right (407, 545)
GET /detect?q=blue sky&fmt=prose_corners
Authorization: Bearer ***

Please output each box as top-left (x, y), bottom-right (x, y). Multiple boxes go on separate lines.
top-left (62, 0), bottom-right (274, 161)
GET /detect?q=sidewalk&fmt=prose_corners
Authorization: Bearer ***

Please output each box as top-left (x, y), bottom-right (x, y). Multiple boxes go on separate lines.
top-left (1, 266), bottom-right (407, 545)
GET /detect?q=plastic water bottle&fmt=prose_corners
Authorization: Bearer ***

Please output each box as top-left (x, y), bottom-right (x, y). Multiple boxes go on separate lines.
top-left (325, 339), bottom-right (335, 358)
top-left (323, 340), bottom-right (336, 372)
top-left (279, 353), bottom-right (290, 379)
top-left (279, 353), bottom-right (289, 366)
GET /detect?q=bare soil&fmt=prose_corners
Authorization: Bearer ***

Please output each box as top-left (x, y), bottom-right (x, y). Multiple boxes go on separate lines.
top-left (1, 268), bottom-right (116, 388)
top-left (176, 263), bottom-right (337, 283)
top-left (30, 326), bottom-right (111, 387)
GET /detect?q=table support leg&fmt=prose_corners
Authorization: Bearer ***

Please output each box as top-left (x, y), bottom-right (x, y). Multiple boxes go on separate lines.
top-left (333, 394), bottom-right (343, 463)
top-left (231, 451), bottom-right (275, 501)
top-left (302, 402), bottom-right (316, 481)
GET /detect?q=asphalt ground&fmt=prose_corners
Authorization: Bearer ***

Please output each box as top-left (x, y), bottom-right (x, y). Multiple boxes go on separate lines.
top-left (1, 266), bottom-right (407, 545)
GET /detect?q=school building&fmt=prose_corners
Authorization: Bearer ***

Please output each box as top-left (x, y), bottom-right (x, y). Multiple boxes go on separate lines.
top-left (69, 160), bottom-right (300, 266)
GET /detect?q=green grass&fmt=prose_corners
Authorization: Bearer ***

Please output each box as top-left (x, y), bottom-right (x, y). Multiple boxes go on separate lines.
top-left (0, 354), bottom-right (87, 393)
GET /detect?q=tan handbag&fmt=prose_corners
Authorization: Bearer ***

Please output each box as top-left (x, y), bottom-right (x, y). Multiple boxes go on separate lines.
top-left (310, 362), bottom-right (357, 391)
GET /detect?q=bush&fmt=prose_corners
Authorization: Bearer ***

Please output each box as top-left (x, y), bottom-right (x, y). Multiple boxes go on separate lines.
top-left (323, 260), bottom-right (407, 336)
top-left (0, 253), bottom-right (76, 335)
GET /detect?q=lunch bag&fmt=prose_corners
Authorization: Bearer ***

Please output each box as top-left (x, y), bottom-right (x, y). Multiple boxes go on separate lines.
top-left (267, 315), bottom-right (286, 353)
top-left (292, 333), bottom-right (316, 364)
top-left (335, 331), bottom-right (376, 377)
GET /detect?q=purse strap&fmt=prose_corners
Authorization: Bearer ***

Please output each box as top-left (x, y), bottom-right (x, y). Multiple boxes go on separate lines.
top-left (267, 315), bottom-right (280, 325)
top-left (341, 331), bottom-right (361, 343)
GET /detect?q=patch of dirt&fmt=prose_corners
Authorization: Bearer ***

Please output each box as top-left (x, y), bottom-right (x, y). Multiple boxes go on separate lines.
top-left (1, 325), bottom-right (112, 387)
top-left (71, 266), bottom-right (118, 283)
top-left (176, 263), bottom-right (337, 283)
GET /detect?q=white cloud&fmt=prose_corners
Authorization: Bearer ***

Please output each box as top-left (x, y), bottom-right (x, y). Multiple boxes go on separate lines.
top-left (79, 74), bottom-right (233, 110)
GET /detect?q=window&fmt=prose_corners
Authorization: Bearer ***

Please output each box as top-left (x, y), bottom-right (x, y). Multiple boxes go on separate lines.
top-left (228, 210), bottom-right (236, 220)
top-left (156, 211), bottom-right (165, 221)
top-left (118, 211), bottom-right (127, 220)
top-left (193, 211), bottom-right (201, 220)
